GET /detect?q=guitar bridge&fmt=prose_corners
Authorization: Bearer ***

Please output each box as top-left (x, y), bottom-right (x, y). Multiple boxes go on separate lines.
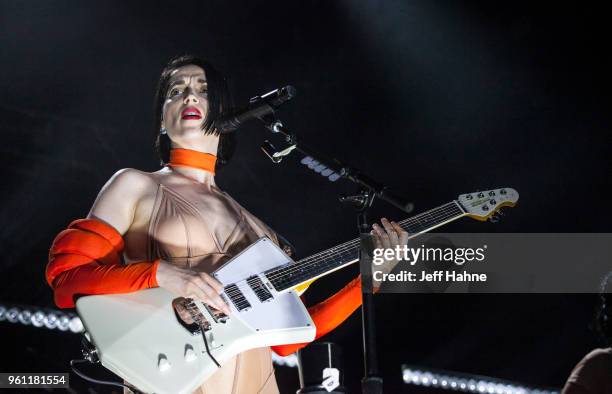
top-left (172, 298), bottom-right (211, 334)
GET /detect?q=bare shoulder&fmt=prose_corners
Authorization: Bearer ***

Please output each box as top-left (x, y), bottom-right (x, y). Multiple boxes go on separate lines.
top-left (109, 168), bottom-right (157, 188)
top-left (87, 168), bottom-right (159, 234)
top-left (564, 348), bottom-right (612, 392)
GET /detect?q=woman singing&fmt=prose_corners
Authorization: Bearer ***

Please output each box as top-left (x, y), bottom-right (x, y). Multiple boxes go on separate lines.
top-left (45, 54), bottom-right (407, 393)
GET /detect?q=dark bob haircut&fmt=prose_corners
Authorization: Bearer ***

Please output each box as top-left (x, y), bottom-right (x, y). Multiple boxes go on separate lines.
top-left (594, 271), bottom-right (612, 346)
top-left (154, 54), bottom-right (235, 167)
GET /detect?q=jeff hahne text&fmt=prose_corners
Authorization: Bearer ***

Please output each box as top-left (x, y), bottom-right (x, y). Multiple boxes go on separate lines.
top-left (373, 245), bottom-right (489, 283)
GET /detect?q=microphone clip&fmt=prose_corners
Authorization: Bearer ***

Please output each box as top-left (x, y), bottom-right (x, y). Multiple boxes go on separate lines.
top-left (261, 139), bottom-right (297, 163)
top-left (259, 116), bottom-right (297, 164)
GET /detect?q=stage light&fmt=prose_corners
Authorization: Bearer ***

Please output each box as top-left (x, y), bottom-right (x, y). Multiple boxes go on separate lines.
top-left (18, 309), bottom-right (32, 325)
top-left (402, 366), bottom-right (558, 394)
top-left (31, 311), bottom-right (45, 327)
top-left (69, 316), bottom-right (84, 333)
top-left (44, 312), bottom-right (58, 329)
top-left (0, 303), bottom-right (86, 334)
top-left (7, 307), bottom-right (19, 323)
top-left (57, 315), bottom-right (70, 331)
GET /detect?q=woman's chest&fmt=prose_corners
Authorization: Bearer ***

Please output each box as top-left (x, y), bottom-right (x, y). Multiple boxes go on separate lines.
top-left (124, 183), bottom-right (249, 261)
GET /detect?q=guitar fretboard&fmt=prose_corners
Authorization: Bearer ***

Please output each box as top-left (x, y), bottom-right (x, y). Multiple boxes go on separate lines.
top-left (265, 201), bottom-right (465, 292)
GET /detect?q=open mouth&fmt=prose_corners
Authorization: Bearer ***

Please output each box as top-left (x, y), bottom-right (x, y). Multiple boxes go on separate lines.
top-left (181, 107), bottom-right (202, 120)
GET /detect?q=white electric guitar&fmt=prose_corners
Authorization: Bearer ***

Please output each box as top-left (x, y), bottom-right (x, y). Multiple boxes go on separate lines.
top-left (76, 188), bottom-right (518, 394)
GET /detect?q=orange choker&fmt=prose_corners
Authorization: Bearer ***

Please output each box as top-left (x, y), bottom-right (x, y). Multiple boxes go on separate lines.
top-left (168, 148), bottom-right (217, 175)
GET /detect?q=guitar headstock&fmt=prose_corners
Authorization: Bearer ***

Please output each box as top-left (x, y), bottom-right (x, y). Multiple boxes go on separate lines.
top-left (458, 188), bottom-right (519, 222)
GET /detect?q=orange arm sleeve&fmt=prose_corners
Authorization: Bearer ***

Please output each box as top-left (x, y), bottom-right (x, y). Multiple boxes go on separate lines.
top-left (46, 218), bottom-right (159, 309)
top-left (272, 275), bottom-right (365, 356)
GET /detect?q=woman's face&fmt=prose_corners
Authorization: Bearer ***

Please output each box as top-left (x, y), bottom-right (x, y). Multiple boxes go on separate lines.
top-left (162, 64), bottom-right (215, 146)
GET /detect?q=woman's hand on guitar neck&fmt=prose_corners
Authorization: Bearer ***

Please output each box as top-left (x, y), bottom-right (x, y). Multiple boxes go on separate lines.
top-left (371, 217), bottom-right (409, 279)
top-left (156, 260), bottom-right (231, 315)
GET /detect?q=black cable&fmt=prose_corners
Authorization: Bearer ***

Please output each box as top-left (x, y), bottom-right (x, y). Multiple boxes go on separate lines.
top-left (201, 329), bottom-right (221, 368)
top-left (70, 359), bottom-right (143, 394)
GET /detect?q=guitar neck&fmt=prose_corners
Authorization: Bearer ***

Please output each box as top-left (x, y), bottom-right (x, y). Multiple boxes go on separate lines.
top-left (265, 200), bottom-right (467, 292)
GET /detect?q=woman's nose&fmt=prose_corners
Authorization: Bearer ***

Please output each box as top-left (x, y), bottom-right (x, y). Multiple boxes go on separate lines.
top-left (182, 88), bottom-right (199, 104)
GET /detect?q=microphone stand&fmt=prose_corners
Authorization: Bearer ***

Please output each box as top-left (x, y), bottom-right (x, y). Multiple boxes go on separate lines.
top-left (255, 115), bottom-right (413, 394)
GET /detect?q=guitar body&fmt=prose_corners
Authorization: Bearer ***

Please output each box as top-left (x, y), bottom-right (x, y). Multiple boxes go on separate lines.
top-left (76, 238), bottom-right (315, 394)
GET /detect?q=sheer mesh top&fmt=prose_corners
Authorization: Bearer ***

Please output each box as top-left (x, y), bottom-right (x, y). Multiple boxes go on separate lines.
top-left (146, 175), bottom-right (279, 270)
top-left (144, 170), bottom-right (280, 394)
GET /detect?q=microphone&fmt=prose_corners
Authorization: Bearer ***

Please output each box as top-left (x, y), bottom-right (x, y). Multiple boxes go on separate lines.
top-left (215, 85), bottom-right (296, 133)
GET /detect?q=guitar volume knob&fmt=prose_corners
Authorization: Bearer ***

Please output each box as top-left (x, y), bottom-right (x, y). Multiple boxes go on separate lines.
top-left (158, 356), bottom-right (171, 372)
top-left (185, 348), bottom-right (197, 362)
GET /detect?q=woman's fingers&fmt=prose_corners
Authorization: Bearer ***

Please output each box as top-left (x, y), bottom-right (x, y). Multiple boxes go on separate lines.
top-left (381, 218), bottom-right (400, 245)
top-left (191, 277), bottom-right (230, 315)
top-left (201, 272), bottom-right (224, 294)
top-left (201, 274), bottom-right (231, 315)
top-left (371, 218), bottom-right (409, 266)
top-left (370, 229), bottom-right (383, 249)
top-left (186, 284), bottom-right (211, 308)
top-left (390, 220), bottom-right (409, 244)
top-left (372, 223), bottom-right (391, 249)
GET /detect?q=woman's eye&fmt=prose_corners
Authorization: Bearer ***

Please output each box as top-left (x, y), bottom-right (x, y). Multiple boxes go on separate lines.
top-left (199, 88), bottom-right (208, 96)
top-left (169, 88), bottom-right (182, 97)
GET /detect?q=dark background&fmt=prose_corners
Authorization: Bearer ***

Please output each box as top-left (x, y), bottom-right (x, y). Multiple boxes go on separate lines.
top-left (0, 1), bottom-right (610, 392)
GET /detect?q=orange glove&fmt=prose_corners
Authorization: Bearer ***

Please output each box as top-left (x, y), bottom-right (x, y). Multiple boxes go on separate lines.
top-left (46, 218), bottom-right (159, 308)
top-left (272, 275), bottom-right (365, 356)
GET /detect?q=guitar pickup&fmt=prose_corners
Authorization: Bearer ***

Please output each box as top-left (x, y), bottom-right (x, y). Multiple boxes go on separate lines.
top-left (247, 275), bottom-right (274, 303)
top-left (224, 284), bottom-right (252, 312)
top-left (202, 302), bottom-right (229, 324)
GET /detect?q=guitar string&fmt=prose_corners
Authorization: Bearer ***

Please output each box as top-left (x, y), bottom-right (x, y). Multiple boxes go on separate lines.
top-left (223, 212), bottom-right (463, 299)
top-left (264, 202), bottom-right (465, 284)
top-left (268, 201), bottom-right (460, 275)
top-left (199, 198), bottom-right (489, 306)
top-left (286, 202), bottom-right (462, 268)
top-left (267, 202), bottom-right (461, 277)
top-left (267, 207), bottom-right (461, 282)
top-left (264, 203), bottom-right (464, 284)
top-left (221, 201), bottom-right (464, 295)
top-left (216, 202), bottom-right (467, 305)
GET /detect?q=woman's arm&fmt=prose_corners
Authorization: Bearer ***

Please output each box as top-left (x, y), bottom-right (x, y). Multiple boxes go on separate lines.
top-left (46, 169), bottom-right (158, 308)
top-left (272, 218), bottom-right (407, 356)
top-left (46, 169), bottom-right (229, 313)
